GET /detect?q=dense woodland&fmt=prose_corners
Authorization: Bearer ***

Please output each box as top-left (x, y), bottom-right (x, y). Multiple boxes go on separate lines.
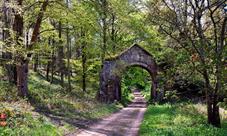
top-left (0, 0), bottom-right (226, 135)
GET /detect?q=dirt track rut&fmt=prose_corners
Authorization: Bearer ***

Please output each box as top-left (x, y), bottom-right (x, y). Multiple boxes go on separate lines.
top-left (74, 91), bottom-right (147, 136)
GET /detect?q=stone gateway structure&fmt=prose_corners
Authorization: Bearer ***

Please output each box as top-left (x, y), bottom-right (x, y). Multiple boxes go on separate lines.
top-left (98, 44), bottom-right (158, 103)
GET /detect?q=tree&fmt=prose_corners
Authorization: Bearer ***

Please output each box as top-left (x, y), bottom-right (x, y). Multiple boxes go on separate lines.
top-left (1, 0), bottom-right (16, 84)
top-left (5, 0), bottom-right (49, 96)
top-left (146, 0), bottom-right (226, 127)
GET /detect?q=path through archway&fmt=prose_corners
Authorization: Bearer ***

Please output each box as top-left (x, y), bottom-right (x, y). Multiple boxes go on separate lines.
top-left (98, 44), bottom-right (158, 103)
top-left (120, 66), bottom-right (152, 105)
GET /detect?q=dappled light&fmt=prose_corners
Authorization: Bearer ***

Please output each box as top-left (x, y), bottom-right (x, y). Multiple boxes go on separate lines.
top-left (0, 0), bottom-right (226, 135)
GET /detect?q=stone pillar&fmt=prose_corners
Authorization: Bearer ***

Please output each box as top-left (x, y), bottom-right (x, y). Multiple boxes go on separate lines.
top-left (152, 79), bottom-right (158, 102)
top-left (150, 71), bottom-right (158, 102)
top-left (98, 70), bottom-right (108, 102)
top-left (115, 77), bottom-right (121, 101)
top-left (106, 79), bottom-right (116, 102)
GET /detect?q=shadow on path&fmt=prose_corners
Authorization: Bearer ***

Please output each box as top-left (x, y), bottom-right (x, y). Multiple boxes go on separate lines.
top-left (69, 90), bottom-right (147, 136)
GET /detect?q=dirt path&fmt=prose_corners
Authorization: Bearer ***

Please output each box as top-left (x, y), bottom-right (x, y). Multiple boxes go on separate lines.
top-left (72, 91), bottom-right (147, 136)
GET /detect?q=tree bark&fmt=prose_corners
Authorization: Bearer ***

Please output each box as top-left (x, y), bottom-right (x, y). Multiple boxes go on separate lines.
top-left (203, 70), bottom-right (221, 127)
top-left (16, 62), bottom-right (29, 97)
top-left (111, 13), bottom-right (116, 53)
top-left (2, 0), bottom-right (16, 84)
top-left (50, 39), bottom-right (55, 83)
top-left (29, 0), bottom-right (49, 47)
top-left (46, 60), bottom-right (50, 81)
top-left (101, 0), bottom-right (107, 66)
top-left (66, 26), bottom-right (71, 91)
top-left (46, 38), bottom-right (51, 81)
top-left (33, 54), bottom-right (39, 72)
top-left (13, 0), bottom-right (28, 96)
top-left (15, 0), bottom-right (49, 97)
top-left (57, 22), bottom-right (65, 86)
top-left (50, 53), bottom-right (55, 83)
top-left (81, 29), bottom-right (87, 92)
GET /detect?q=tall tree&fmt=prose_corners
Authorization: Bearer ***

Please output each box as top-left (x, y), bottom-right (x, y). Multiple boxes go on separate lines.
top-left (146, 0), bottom-right (226, 127)
top-left (1, 0), bottom-right (16, 84)
top-left (13, 0), bottom-right (49, 96)
top-left (57, 21), bottom-right (65, 86)
top-left (81, 28), bottom-right (87, 92)
top-left (66, 0), bottom-right (72, 91)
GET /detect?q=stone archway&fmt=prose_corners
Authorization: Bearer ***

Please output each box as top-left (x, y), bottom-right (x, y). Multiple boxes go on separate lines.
top-left (98, 44), bottom-right (158, 103)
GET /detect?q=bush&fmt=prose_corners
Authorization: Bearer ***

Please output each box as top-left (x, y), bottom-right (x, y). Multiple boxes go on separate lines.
top-left (0, 102), bottom-right (61, 136)
top-left (164, 90), bottom-right (179, 103)
top-left (0, 81), bottom-right (18, 102)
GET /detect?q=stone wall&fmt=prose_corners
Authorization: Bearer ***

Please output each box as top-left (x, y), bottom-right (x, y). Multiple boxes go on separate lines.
top-left (98, 44), bottom-right (158, 103)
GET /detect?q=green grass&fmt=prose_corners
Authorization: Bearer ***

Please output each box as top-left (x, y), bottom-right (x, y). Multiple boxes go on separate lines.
top-left (0, 101), bottom-right (62, 136)
top-left (0, 71), bottom-right (122, 136)
top-left (27, 71), bottom-right (122, 119)
top-left (139, 103), bottom-right (227, 136)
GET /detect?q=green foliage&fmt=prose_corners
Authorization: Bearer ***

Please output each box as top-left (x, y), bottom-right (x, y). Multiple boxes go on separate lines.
top-left (219, 98), bottom-right (227, 110)
top-left (0, 71), bottom-right (122, 135)
top-left (164, 90), bottom-right (179, 103)
top-left (0, 66), bottom-right (5, 77)
top-left (140, 103), bottom-right (227, 136)
top-left (0, 101), bottom-right (61, 136)
top-left (0, 81), bottom-right (18, 101)
top-left (121, 67), bottom-right (151, 105)
top-left (71, 58), bottom-right (101, 93)
top-left (2, 0), bottom-right (225, 134)
top-left (120, 84), bottom-right (134, 106)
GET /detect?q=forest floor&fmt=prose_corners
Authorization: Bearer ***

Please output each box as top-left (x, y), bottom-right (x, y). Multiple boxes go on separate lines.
top-left (1, 72), bottom-right (227, 136)
top-left (71, 90), bottom-right (147, 136)
top-left (0, 72), bottom-right (123, 136)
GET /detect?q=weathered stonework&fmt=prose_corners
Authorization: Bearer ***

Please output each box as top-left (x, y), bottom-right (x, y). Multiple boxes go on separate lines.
top-left (98, 44), bottom-right (158, 103)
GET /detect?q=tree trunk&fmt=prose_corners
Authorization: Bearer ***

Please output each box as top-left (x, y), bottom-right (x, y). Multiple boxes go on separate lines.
top-left (207, 93), bottom-right (214, 124)
top-left (209, 14), bottom-right (227, 128)
top-left (50, 53), bottom-right (55, 83)
top-left (81, 40), bottom-right (87, 92)
top-left (16, 62), bottom-right (29, 97)
top-left (111, 13), bottom-right (116, 53)
top-left (203, 71), bottom-right (221, 127)
top-left (212, 94), bottom-right (221, 127)
top-left (16, 0), bottom-right (48, 96)
top-left (206, 93), bottom-right (221, 127)
top-left (50, 40), bottom-right (55, 83)
top-left (57, 22), bottom-right (65, 86)
top-left (2, 0), bottom-right (16, 84)
top-left (66, 26), bottom-right (71, 91)
top-left (46, 60), bottom-right (50, 81)
top-left (34, 55), bottom-right (39, 72)
top-left (46, 38), bottom-right (52, 81)
top-left (101, 0), bottom-right (107, 66)
top-left (13, 0), bottom-right (29, 96)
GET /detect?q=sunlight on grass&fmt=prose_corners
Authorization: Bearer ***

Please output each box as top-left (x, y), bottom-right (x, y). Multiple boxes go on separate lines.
top-left (0, 101), bottom-right (62, 136)
top-left (139, 104), bottom-right (227, 136)
top-left (0, 72), bottom-right (122, 136)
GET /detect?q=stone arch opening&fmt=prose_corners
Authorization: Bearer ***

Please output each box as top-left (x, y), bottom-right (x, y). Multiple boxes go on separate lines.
top-left (120, 65), bottom-right (152, 102)
top-left (98, 44), bottom-right (158, 103)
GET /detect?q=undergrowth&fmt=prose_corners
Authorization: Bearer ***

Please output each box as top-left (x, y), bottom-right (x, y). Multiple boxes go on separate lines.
top-left (0, 71), bottom-right (122, 136)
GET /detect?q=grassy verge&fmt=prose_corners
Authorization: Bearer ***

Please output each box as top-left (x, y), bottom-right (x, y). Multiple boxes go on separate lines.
top-left (0, 101), bottom-right (62, 136)
top-left (139, 103), bottom-right (227, 136)
top-left (0, 71), bottom-right (122, 136)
